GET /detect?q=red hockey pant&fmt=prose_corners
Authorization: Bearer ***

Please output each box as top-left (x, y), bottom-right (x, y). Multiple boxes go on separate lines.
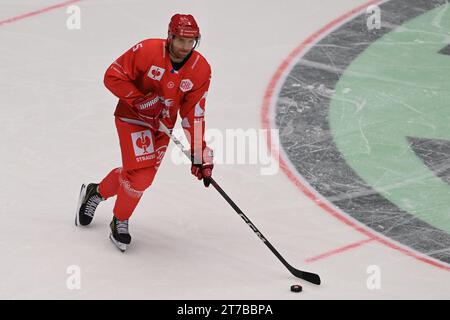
top-left (98, 118), bottom-right (169, 220)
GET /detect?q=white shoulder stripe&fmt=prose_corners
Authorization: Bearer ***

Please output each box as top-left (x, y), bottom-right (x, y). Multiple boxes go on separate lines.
top-left (191, 55), bottom-right (200, 69)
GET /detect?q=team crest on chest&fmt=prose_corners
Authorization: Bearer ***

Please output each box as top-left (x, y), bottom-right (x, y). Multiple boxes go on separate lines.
top-left (180, 79), bottom-right (193, 92)
top-left (148, 65), bottom-right (165, 81)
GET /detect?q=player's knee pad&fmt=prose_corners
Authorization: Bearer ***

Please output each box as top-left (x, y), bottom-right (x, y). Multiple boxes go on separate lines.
top-left (121, 167), bottom-right (156, 192)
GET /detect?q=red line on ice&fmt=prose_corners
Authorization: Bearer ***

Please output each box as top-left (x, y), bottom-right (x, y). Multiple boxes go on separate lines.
top-left (305, 239), bottom-right (374, 263)
top-left (0, 0), bottom-right (83, 27)
top-left (261, 0), bottom-right (450, 271)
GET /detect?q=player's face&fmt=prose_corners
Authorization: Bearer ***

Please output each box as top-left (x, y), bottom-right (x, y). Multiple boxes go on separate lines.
top-left (169, 36), bottom-right (196, 62)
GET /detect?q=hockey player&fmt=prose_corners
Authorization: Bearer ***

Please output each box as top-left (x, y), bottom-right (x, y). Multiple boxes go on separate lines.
top-left (75, 14), bottom-right (214, 252)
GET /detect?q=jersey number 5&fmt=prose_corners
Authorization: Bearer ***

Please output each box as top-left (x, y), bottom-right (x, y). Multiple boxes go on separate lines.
top-left (132, 43), bottom-right (143, 52)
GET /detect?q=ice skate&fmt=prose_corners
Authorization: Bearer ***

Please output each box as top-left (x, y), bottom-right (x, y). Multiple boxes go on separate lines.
top-left (75, 183), bottom-right (105, 226)
top-left (110, 216), bottom-right (132, 252)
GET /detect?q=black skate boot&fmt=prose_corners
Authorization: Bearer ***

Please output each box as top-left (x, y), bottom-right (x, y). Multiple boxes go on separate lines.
top-left (75, 183), bottom-right (105, 226)
top-left (109, 216), bottom-right (131, 252)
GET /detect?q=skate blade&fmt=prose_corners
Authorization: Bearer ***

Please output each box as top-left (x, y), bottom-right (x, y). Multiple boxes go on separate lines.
top-left (75, 184), bottom-right (87, 227)
top-left (110, 233), bottom-right (127, 252)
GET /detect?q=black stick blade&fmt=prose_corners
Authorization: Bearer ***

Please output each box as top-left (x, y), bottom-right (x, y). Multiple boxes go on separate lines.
top-left (289, 267), bottom-right (321, 285)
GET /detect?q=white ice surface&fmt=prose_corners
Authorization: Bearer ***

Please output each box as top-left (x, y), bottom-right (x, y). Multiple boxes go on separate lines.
top-left (0, 0), bottom-right (449, 299)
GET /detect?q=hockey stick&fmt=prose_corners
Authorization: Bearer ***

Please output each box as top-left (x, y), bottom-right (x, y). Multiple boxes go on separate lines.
top-left (159, 122), bottom-right (321, 285)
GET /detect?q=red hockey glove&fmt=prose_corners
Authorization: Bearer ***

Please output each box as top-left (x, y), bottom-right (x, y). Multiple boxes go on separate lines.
top-left (191, 146), bottom-right (214, 187)
top-left (133, 92), bottom-right (163, 131)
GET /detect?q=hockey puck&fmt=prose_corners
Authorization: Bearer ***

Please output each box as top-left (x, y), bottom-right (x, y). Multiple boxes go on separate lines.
top-left (290, 284), bottom-right (302, 292)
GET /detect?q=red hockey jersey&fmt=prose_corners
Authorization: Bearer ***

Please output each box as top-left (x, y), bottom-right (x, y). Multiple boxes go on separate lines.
top-left (104, 39), bottom-right (211, 154)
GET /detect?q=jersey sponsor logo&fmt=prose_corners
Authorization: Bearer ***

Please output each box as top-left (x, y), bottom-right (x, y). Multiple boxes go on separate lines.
top-left (148, 65), bottom-right (165, 81)
top-left (136, 154), bottom-right (155, 162)
top-left (161, 108), bottom-right (170, 119)
top-left (131, 130), bottom-right (154, 156)
top-left (180, 79), bottom-right (193, 92)
top-left (154, 145), bottom-right (167, 170)
top-left (163, 98), bottom-right (174, 107)
top-left (160, 98), bottom-right (174, 119)
top-left (156, 145), bottom-right (167, 165)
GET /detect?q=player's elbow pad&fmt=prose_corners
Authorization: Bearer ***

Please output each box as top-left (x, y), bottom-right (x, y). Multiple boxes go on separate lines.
top-left (104, 72), bottom-right (113, 91)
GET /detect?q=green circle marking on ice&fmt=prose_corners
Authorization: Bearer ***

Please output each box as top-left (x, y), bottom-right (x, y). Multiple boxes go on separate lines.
top-left (274, 0), bottom-right (450, 266)
top-left (329, 5), bottom-right (450, 233)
